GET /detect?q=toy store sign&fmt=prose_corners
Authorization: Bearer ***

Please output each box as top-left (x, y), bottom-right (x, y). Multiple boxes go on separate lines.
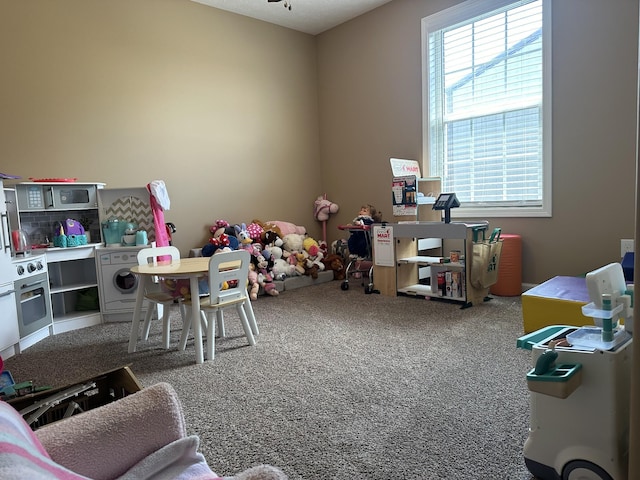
top-left (389, 158), bottom-right (421, 178)
top-left (373, 225), bottom-right (394, 267)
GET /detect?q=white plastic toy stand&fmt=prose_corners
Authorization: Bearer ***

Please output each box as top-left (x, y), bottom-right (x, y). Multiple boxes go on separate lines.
top-left (521, 326), bottom-right (631, 480)
top-left (518, 263), bottom-right (634, 480)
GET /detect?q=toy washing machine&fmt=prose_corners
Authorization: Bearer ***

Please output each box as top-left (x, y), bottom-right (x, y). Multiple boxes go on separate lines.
top-left (518, 325), bottom-right (632, 480)
top-left (97, 247), bottom-right (148, 321)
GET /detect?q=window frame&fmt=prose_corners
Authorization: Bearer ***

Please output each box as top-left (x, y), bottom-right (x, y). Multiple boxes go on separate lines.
top-left (421, 0), bottom-right (552, 218)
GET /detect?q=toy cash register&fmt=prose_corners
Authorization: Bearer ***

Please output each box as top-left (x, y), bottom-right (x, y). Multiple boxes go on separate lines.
top-left (432, 192), bottom-right (460, 223)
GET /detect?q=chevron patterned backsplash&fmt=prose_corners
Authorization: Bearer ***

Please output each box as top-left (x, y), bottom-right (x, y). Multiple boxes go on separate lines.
top-left (105, 195), bottom-right (156, 242)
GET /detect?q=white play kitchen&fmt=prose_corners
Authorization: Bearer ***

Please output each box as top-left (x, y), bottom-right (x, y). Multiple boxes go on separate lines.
top-left (1, 179), bottom-right (159, 360)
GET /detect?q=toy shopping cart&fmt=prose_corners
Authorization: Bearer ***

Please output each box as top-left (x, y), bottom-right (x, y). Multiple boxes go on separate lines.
top-left (337, 224), bottom-right (378, 294)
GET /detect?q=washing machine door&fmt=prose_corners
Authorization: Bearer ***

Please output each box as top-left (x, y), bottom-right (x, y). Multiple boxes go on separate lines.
top-left (113, 267), bottom-right (138, 294)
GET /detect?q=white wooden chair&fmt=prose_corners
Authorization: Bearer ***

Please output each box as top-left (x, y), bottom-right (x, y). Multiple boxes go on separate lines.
top-left (179, 250), bottom-right (258, 360)
top-left (136, 246), bottom-right (185, 349)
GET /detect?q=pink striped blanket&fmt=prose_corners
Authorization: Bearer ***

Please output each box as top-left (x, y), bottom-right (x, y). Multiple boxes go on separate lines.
top-left (0, 399), bottom-right (221, 480)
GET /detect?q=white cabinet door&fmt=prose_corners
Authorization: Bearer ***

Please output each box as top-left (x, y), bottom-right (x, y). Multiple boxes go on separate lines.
top-left (0, 282), bottom-right (19, 353)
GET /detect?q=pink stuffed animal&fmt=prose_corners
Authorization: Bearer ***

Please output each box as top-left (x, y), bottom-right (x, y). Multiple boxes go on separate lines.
top-left (258, 267), bottom-right (279, 297)
top-left (266, 220), bottom-right (306, 237)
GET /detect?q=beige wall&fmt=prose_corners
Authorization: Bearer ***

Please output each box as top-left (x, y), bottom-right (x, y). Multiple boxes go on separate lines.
top-left (0, 0), bottom-right (321, 251)
top-left (318, 0), bottom-right (639, 284)
top-left (1, 0), bottom-right (638, 284)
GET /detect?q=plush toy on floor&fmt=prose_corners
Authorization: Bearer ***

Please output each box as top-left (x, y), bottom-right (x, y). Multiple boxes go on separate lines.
top-left (293, 252), bottom-right (307, 276)
top-left (203, 220), bottom-right (239, 257)
top-left (247, 264), bottom-right (261, 300)
top-left (257, 268), bottom-right (279, 297)
top-left (281, 233), bottom-right (305, 254)
top-left (202, 233), bottom-right (238, 257)
top-left (245, 221), bottom-right (264, 242)
top-left (262, 228), bottom-right (283, 248)
top-left (302, 236), bottom-right (325, 279)
top-left (266, 220), bottom-right (306, 237)
top-left (235, 223), bottom-right (254, 251)
top-left (211, 219), bottom-right (236, 238)
top-left (322, 253), bottom-right (346, 280)
top-left (249, 250), bottom-right (279, 298)
top-left (269, 246), bottom-right (296, 280)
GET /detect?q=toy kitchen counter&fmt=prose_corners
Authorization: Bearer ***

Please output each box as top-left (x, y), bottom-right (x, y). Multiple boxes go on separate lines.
top-left (40, 244), bottom-right (102, 335)
top-left (33, 243), bottom-right (102, 257)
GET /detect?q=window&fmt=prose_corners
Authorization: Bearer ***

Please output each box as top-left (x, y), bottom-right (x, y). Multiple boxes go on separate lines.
top-left (422, 0), bottom-right (551, 217)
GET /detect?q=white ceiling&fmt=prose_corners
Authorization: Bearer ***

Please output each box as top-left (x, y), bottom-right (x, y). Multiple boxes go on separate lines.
top-left (190, 0), bottom-right (393, 35)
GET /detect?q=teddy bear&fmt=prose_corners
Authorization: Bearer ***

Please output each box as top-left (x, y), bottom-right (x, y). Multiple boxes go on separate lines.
top-left (307, 250), bottom-right (324, 272)
top-left (322, 253), bottom-right (346, 280)
top-left (269, 245), bottom-right (296, 280)
top-left (281, 233), bottom-right (305, 254)
top-left (304, 258), bottom-right (323, 279)
top-left (293, 251), bottom-right (307, 276)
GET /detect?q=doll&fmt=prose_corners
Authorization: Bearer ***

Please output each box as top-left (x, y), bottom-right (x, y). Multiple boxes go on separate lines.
top-left (347, 204), bottom-right (382, 258)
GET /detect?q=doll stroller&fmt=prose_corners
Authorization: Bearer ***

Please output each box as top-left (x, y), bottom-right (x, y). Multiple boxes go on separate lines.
top-left (337, 224), bottom-right (378, 294)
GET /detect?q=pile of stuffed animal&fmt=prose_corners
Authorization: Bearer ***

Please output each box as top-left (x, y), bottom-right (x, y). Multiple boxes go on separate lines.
top-left (200, 219), bottom-right (347, 299)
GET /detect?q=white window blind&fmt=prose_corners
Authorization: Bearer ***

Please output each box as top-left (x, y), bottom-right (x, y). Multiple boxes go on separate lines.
top-left (423, 0), bottom-right (551, 217)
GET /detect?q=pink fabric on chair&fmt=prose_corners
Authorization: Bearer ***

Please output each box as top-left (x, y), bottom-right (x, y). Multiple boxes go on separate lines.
top-left (148, 185), bottom-right (170, 248)
top-left (1, 382), bottom-right (286, 480)
top-left (0, 400), bottom-right (90, 479)
top-left (147, 181), bottom-right (171, 262)
top-left (36, 382), bottom-right (189, 480)
top-left (0, 383), bottom-right (224, 480)
top-left (149, 193), bottom-right (170, 248)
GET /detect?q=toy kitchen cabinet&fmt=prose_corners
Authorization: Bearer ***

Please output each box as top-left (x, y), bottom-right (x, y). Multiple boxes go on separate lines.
top-left (45, 246), bottom-right (101, 334)
top-left (373, 221), bottom-right (490, 308)
top-left (11, 182), bottom-right (105, 334)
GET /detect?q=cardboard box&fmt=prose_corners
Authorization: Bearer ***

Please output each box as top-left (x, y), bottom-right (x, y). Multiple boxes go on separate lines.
top-left (7, 366), bottom-right (142, 429)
